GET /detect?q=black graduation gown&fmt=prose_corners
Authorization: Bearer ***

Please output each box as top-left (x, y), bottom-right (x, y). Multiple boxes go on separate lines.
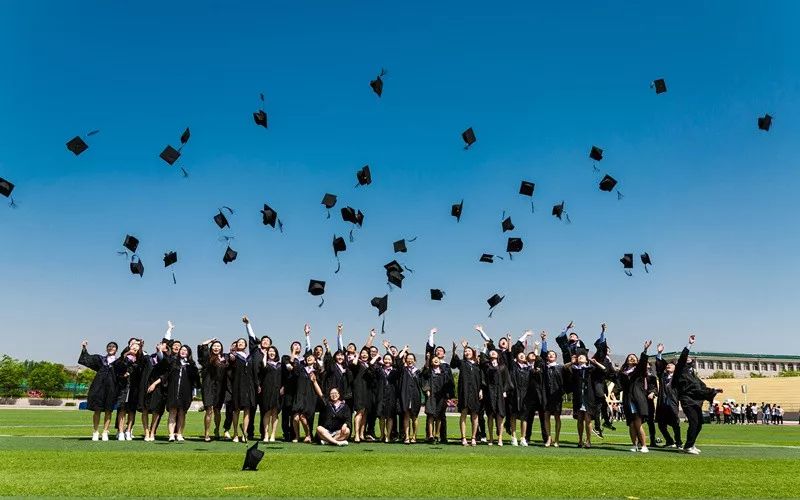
top-left (349, 360), bottom-right (375, 412)
top-left (508, 362), bottom-right (532, 418)
top-left (230, 353), bottom-right (255, 411)
top-left (257, 359), bottom-right (282, 412)
top-left (291, 361), bottom-right (318, 418)
top-left (398, 366), bottom-right (423, 415)
top-left (450, 353), bottom-right (482, 414)
top-left (542, 362), bottom-right (567, 413)
top-left (618, 351), bottom-right (651, 424)
top-left (422, 366), bottom-right (448, 418)
top-left (320, 399), bottom-right (352, 433)
top-left (526, 358), bottom-right (546, 413)
top-left (197, 344), bottom-right (228, 409)
top-left (78, 347), bottom-right (122, 411)
top-left (569, 364), bottom-right (599, 417)
top-left (323, 353), bottom-right (352, 401)
top-left (481, 360), bottom-right (509, 417)
top-left (374, 365), bottom-right (400, 418)
top-left (655, 357), bottom-right (680, 424)
top-left (280, 355), bottom-right (297, 410)
top-left (117, 354), bottom-right (144, 411)
top-left (166, 358), bottom-right (200, 411)
top-left (673, 347), bottom-right (717, 406)
top-left (139, 353), bottom-right (167, 413)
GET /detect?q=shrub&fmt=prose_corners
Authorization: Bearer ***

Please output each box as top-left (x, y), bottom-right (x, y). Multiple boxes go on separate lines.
top-left (749, 372), bottom-right (766, 378)
top-left (707, 370), bottom-right (735, 379)
top-left (28, 363), bottom-right (68, 398)
top-left (0, 355), bottom-right (25, 397)
top-left (778, 370), bottom-right (800, 377)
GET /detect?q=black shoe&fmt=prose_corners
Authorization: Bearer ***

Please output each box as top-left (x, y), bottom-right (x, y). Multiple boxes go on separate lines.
top-left (602, 421), bottom-right (616, 431)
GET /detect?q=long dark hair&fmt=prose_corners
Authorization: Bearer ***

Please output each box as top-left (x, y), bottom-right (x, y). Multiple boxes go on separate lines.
top-left (209, 341), bottom-right (227, 367)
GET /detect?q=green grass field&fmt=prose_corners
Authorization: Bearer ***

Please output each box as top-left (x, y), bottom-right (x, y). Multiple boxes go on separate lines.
top-left (1, 409), bottom-right (799, 498)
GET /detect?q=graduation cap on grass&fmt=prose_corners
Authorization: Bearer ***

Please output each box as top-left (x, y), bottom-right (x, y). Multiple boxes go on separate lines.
top-left (0, 177), bottom-right (16, 208)
top-left (242, 441), bottom-right (264, 471)
top-left (308, 280), bottom-right (326, 307)
top-left (370, 68), bottom-right (387, 97)
top-left (487, 294), bottom-right (504, 317)
top-left (620, 253), bottom-right (634, 276)
top-left (462, 127), bottom-right (476, 150)
top-left (66, 129), bottom-right (99, 156)
top-left (253, 93), bottom-right (268, 128)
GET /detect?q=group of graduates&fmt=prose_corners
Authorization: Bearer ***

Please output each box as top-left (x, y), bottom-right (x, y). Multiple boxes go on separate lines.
top-left (78, 318), bottom-right (722, 454)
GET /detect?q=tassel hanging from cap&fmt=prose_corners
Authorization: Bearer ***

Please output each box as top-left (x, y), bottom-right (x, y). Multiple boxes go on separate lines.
top-left (172, 272), bottom-right (177, 284)
top-left (334, 258), bottom-right (341, 274)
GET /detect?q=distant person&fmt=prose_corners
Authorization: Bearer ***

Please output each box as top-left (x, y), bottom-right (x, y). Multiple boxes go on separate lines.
top-left (763, 404), bottom-right (771, 425)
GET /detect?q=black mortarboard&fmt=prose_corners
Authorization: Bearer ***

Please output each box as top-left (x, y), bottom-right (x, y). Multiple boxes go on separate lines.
top-left (160, 145), bottom-right (181, 165)
top-left (163, 251), bottom-right (177, 267)
top-left (0, 178), bottom-right (14, 198)
top-left (653, 78), bottom-right (667, 94)
top-left (223, 246), bottom-right (238, 264)
top-left (130, 258), bottom-right (144, 277)
top-left (321, 193), bottom-right (337, 209)
top-left (66, 136), bottom-right (88, 156)
top-left (253, 110), bottom-right (268, 128)
top-left (356, 165), bottom-right (372, 186)
top-left (430, 289), bottom-right (444, 301)
top-left (341, 206), bottom-right (357, 224)
top-left (387, 270), bottom-right (404, 288)
top-left (451, 200), bottom-right (464, 222)
top-left (552, 201), bottom-right (565, 219)
top-left (487, 293), bottom-right (504, 317)
top-left (214, 211), bottom-right (230, 229)
top-left (758, 114), bottom-right (772, 131)
top-left (370, 69), bottom-right (386, 97)
top-left (384, 260), bottom-right (403, 274)
top-left (599, 175), bottom-right (618, 192)
top-left (308, 279), bottom-right (326, 296)
top-left (502, 216), bottom-right (515, 233)
top-left (620, 253), bottom-right (633, 276)
top-left (242, 441), bottom-right (264, 471)
top-left (479, 253), bottom-right (495, 263)
top-left (589, 146), bottom-right (603, 162)
top-left (333, 236), bottom-right (346, 256)
top-left (180, 128), bottom-right (191, 145)
top-left (123, 235), bottom-right (139, 254)
top-left (462, 127), bottom-right (476, 149)
top-left (355, 210), bottom-right (364, 227)
top-left (641, 252), bottom-right (652, 273)
top-left (261, 204), bottom-right (278, 228)
top-left (519, 181), bottom-right (535, 197)
top-left (371, 294), bottom-right (388, 316)
top-left (506, 237), bottom-right (523, 254)
top-left (393, 239), bottom-right (407, 253)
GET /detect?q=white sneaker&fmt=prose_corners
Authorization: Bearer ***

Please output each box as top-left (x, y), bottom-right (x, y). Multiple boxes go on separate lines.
top-left (480, 437), bottom-right (487, 443)
top-left (101, 431), bottom-right (109, 441)
top-left (117, 433), bottom-right (125, 441)
top-left (125, 431), bottom-right (132, 441)
top-left (511, 437), bottom-right (518, 446)
top-left (176, 434), bottom-right (184, 442)
top-left (92, 431), bottom-right (100, 441)
top-left (320, 440), bottom-right (328, 445)
top-left (232, 436), bottom-right (239, 443)
top-left (694, 446), bottom-right (702, 454)
top-left (337, 440), bottom-right (349, 446)
top-left (630, 446), bottom-right (639, 452)
top-left (685, 446), bottom-right (700, 455)
top-left (168, 434), bottom-right (175, 442)
top-left (640, 445), bottom-right (649, 453)
top-left (520, 439), bottom-right (528, 447)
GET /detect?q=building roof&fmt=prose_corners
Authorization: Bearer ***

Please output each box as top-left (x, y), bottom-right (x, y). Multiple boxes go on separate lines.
top-left (661, 351), bottom-right (800, 361)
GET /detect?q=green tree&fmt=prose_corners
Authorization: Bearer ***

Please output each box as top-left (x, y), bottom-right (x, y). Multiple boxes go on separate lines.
top-left (28, 362), bottom-right (68, 398)
top-left (749, 372), bottom-right (766, 378)
top-left (76, 369), bottom-right (96, 386)
top-left (707, 370), bottom-right (734, 379)
top-left (0, 355), bottom-right (26, 397)
top-left (778, 370), bottom-right (800, 377)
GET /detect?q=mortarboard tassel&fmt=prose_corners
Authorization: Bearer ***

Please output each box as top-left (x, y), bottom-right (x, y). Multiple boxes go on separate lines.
top-left (404, 265), bottom-right (414, 273)
top-left (616, 190), bottom-right (624, 200)
top-left (218, 235), bottom-right (235, 243)
top-left (180, 167), bottom-right (189, 178)
top-left (508, 253), bottom-right (513, 261)
top-left (318, 297), bottom-right (324, 308)
top-left (387, 282), bottom-right (393, 292)
top-left (334, 258), bottom-right (341, 274)
top-left (349, 229), bottom-right (355, 243)
top-left (407, 236), bottom-right (417, 242)
top-left (530, 201), bottom-right (535, 213)
top-left (86, 130), bottom-right (100, 136)
top-left (9, 196), bottom-right (17, 208)
top-left (172, 272), bottom-right (177, 284)
top-left (326, 209), bottom-right (331, 220)
top-left (277, 219), bottom-right (284, 233)
top-left (489, 308), bottom-right (495, 318)
top-left (380, 317), bottom-right (385, 335)
top-left (221, 206), bottom-right (235, 215)
top-left (565, 213), bottom-right (572, 224)
top-left (624, 270), bottom-right (633, 277)
top-left (117, 250), bottom-right (129, 258)
top-left (644, 265), bottom-right (649, 274)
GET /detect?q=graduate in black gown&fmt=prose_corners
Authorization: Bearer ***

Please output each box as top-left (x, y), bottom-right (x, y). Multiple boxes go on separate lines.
top-left (309, 372), bottom-right (352, 446)
top-left (540, 331), bottom-right (569, 447)
top-left (349, 330), bottom-right (381, 442)
top-left (322, 343), bottom-right (352, 405)
top-left (374, 352), bottom-right (400, 442)
top-left (290, 348), bottom-right (320, 443)
top-left (592, 324), bottom-right (617, 436)
top-left (243, 316), bottom-right (270, 440)
top-left (618, 340), bottom-right (654, 453)
top-left (424, 328), bottom-right (455, 444)
top-left (672, 334), bottom-right (723, 454)
top-left (422, 348), bottom-right (450, 442)
top-left (162, 345), bottom-right (199, 441)
top-left (228, 336), bottom-right (256, 442)
top-left (655, 342), bottom-right (682, 448)
top-left (481, 348), bottom-right (510, 446)
top-left (257, 345), bottom-right (282, 442)
top-left (398, 351), bottom-right (423, 444)
top-left (139, 339), bottom-right (169, 442)
top-left (115, 339), bottom-right (144, 440)
top-left (78, 340), bottom-right (121, 441)
top-left (523, 349), bottom-right (547, 445)
top-left (566, 350), bottom-right (607, 448)
top-left (507, 344), bottom-right (532, 446)
top-left (198, 339), bottom-right (228, 441)
top-left (450, 341), bottom-right (483, 446)
top-left (280, 340), bottom-right (304, 442)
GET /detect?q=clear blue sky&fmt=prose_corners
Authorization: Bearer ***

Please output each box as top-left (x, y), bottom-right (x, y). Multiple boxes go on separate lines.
top-left (2, 1), bottom-right (799, 364)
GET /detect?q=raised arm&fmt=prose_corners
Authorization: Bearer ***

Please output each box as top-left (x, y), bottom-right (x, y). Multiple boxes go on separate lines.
top-left (164, 321), bottom-right (175, 341)
top-left (365, 328), bottom-right (376, 348)
top-left (310, 372), bottom-right (324, 399)
top-left (655, 343), bottom-right (667, 377)
top-left (304, 324), bottom-right (312, 355)
top-left (674, 334), bottom-right (694, 379)
top-left (243, 316), bottom-right (259, 352)
top-left (78, 341), bottom-right (101, 371)
top-left (540, 331), bottom-right (549, 356)
top-left (425, 328), bottom-right (437, 358)
top-left (450, 341), bottom-right (464, 369)
top-left (475, 324), bottom-right (491, 343)
top-left (336, 323), bottom-right (344, 352)
top-left (633, 340), bottom-right (652, 378)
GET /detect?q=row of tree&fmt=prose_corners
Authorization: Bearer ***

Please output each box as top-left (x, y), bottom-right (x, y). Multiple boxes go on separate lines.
top-left (0, 354), bottom-right (95, 398)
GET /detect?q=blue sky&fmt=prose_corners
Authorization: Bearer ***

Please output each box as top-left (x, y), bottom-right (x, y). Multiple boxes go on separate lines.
top-left (1, 1), bottom-right (799, 364)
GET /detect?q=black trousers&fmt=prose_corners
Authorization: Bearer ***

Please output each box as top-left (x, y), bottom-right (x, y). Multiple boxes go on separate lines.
top-left (682, 400), bottom-right (703, 449)
top-left (439, 413), bottom-right (448, 443)
top-left (281, 402), bottom-right (295, 441)
top-left (246, 405), bottom-right (258, 439)
top-left (658, 420), bottom-right (682, 446)
top-left (524, 410), bottom-right (548, 443)
top-left (223, 402), bottom-right (233, 431)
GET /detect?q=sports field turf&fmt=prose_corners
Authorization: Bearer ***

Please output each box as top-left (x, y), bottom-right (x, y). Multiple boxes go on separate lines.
top-left (1, 409), bottom-right (798, 498)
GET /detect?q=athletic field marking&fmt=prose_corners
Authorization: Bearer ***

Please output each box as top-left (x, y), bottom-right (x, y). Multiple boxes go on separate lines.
top-left (0, 424), bottom-right (86, 428)
top-left (223, 486), bottom-right (254, 490)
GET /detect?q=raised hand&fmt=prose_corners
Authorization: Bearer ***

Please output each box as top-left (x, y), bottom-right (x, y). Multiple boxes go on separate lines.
top-left (382, 339), bottom-right (390, 349)
top-left (81, 340), bottom-right (88, 348)
top-left (523, 330), bottom-right (533, 338)
top-left (461, 340), bottom-right (468, 349)
top-left (657, 343), bottom-right (664, 353)
top-left (601, 323), bottom-right (606, 333)
top-left (540, 331), bottom-right (547, 340)
top-left (689, 334), bottom-right (696, 345)
top-left (304, 324), bottom-right (311, 335)
top-left (337, 323), bottom-right (343, 334)
top-left (566, 321), bottom-right (574, 330)
top-left (474, 324), bottom-right (484, 334)
top-left (242, 316), bottom-right (249, 324)
top-left (430, 328), bottom-right (438, 335)
top-left (167, 320), bottom-right (175, 330)
top-left (370, 328), bottom-right (377, 337)
top-left (644, 340), bottom-right (653, 350)
top-left (322, 338), bottom-right (328, 347)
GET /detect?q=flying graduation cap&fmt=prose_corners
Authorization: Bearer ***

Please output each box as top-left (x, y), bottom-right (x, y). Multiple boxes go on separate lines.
top-left (370, 68), bottom-right (387, 97)
top-left (370, 294), bottom-right (388, 333)
top-left (119, 234), bottom-right (139, 258)
top-left (501, 216), bottom-right (515, 233)
top-left (451, 200), bottom-right (464, 222)
top-left (130, 257), bottom-right (144, 277)
top-left (65, 130), bottom-right (99, 156)
top-left (599, 174), bottom-right (623, 200)
top-left (214, 207), bottom-right (234, 229)
top-left (506, 237), bottom-right (523, 259)
top-left (0, 177), bottom-right (17, 208)
top-left (487, 293), bottom-right (504, 318)
top-left (163, 251), bottom-right (178, 284)
top-left (393, 237), bottom-right (417, 253)
top-left (479, 253), bottom-right (499, 263)
top-left (332, 235), bottom-right (346, 273)
top-left (641, 252), bottom-right (652, 273)
top-left (253, 93), bottom-right (268, 128)
top-left (341, 206), bottom-right (364, 241)
top-left (355, 165), bottom-right (372, 187)
top-left (519, 181), bottom-right (535, 212)
top-left (308, 280), bottom-right (326, 307)
top-left (589, 146), bottom-right (603, 162)
top-left (430, 289), bottom-right (444, 301)
top-left (321, 193), bottom-right (337, 219)
top-left (159, 128), bottom-right (191, 177)
top-left (242, 441), bottom-right (265, 471)
top-left (652, 78), bottom-right (667, 94)
top-left (758, 114), bottom-right (772, 131)
top-left (552, 201), bottom-right (571, 223)
top-left (620, 253), bottom-right (634, 276)
top-left (461, 127), bottom-right (476, 149)
top-left (223, 246), bottom-right (238, 264)
top-left (261, 203), bottom-right (283, 233)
